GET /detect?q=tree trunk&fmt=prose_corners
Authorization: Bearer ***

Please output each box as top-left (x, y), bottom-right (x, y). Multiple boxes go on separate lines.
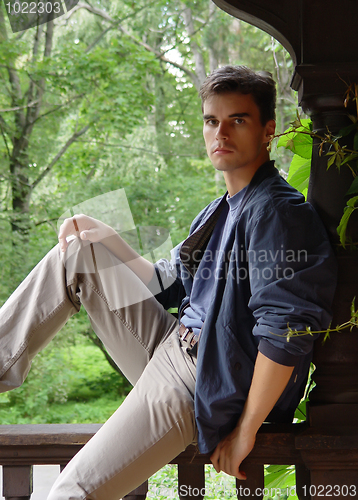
top-left (181, 5), bottom-right (207, 89)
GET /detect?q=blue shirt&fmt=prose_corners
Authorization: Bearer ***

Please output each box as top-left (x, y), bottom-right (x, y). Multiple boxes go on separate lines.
top-left (181, 187), bottom-right (248, 335)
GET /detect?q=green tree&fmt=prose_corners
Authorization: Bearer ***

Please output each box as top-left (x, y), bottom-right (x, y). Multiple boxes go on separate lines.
top-left (0, 0), bottom-right (299, 418)
top-left (0, 1), bottom-right (158, 285)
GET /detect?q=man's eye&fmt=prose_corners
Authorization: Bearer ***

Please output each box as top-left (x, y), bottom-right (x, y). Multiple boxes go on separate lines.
top-left (235, 118), bottom-right (244, 124)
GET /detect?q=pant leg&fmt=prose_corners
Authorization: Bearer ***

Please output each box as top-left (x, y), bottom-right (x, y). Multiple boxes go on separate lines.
top-left (48, 330), bottom-right (197, 500)
top-left (0, 237), bottom-right (176, 390)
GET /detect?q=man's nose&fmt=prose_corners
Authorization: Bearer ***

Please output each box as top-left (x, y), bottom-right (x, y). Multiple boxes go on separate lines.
top-left (215, 123), bottom-right (229, 140)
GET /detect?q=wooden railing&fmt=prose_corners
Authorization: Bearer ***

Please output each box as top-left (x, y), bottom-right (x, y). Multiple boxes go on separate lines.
top-left (0, 422), bottom-right (310, 500)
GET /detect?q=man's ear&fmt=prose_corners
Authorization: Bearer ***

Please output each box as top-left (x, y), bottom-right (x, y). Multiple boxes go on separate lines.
top-left (264, 120), bottom-right (276, 152)
top-left (264, 119), bottom-right (276, 142)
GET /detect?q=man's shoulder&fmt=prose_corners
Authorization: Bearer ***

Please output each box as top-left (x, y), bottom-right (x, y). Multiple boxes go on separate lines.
top-left (246, 169), bottom-right (307, 215)
top-left (236, 168), bottom-right (325, 241)
top-left (242, 173), bottom-right (331, 249)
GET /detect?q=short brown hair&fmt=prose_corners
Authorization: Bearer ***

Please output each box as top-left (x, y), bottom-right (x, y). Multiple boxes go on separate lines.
top-left (199, 65), bottom-right (276, 125)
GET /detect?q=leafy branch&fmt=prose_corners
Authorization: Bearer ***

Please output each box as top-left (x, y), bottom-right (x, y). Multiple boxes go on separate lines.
top-left (274, 87), bottom-right (358, 342)
top-left (275, 83), bottom-right (358, 248)
top-left (273, 298), bottom-right (358, 343)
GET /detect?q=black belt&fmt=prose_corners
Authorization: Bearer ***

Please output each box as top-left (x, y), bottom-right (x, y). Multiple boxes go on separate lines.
top-left (179, 324), bottom-right (199, 350)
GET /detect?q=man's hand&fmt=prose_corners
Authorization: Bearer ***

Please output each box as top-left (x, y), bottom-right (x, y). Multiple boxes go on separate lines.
top-left (210, 423), bottom-right (255, 479)
top-left (58, 214), bottom-right (116, 252)
top-left (58, 213), bottom-right (155, 285)
top-left (210, 352), bottom-right (294, 480)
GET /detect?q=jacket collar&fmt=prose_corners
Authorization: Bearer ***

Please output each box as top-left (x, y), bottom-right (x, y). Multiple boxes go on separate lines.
top-left (180, 161), bottom-right (277, 276)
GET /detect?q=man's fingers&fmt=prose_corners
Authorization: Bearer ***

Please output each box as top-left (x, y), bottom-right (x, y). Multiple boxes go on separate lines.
top-left (58, 235), bottom-right (68, 252)
top-left (210, 443), bottom-right (233, 475)
top-left (58, 217), bottom-right (81, 252)
top-left (221, 460), bottom-right (246, 480)
top-left (211, 446), bottom-right (248, 480)
top-left (79, 227), bottom-right (101, 242)
top-left (210, 447), bottom-right (221, 473)
top-left (236, 470), bottom-right (247, 480)
top-left (210, 457), bottom-right (220, 473)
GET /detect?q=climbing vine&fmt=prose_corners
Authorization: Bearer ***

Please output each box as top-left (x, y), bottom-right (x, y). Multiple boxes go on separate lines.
top-left (276, 83), bottom-right (358, 249)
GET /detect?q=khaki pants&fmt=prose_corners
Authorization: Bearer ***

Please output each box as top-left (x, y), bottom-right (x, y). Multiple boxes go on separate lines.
top-left (0, 239), bottom-right (197, 499)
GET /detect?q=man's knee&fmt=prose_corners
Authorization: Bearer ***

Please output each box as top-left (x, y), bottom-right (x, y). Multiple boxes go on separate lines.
top-left (63, 237), bottom-right (99, 275)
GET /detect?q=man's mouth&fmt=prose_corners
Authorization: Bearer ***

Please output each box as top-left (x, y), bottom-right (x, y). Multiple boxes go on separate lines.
top-left (213, 147), bottom-right (233, 154)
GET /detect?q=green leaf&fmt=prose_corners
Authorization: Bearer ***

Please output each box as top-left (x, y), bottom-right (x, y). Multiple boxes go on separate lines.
top-left (341, 153), bottom-right (358, 166)
top-left (287, 154), bottom-right (308, 179)
top-left (347, 195), bottom-right (358, 208)
top-left (287, 155), bottom-right (311, 196)
top-left (290, 131), bottom-right (312, 159)
top-left (264, 464), bottom-right (296, 492)
top-left (347, 176), bottom-right (358, 195)
top-left (337, 195), bottom-right (358, 247)
top-left (354, 132), bottom-right (358, 152)
top-left (351, 297), bottom-right (356, 318)
top-left (277, 119), bottom-right (313, 159)
top-left (337, 208), bottom-right (354, 248)
top-left (297, 118), bottom-right (312, 130)
top-left (277, 133), bottom-right (292, 149)
top-left (288, 163), bottom-right (310, 193)
top-left (338, 123), bottom-right (357, 138)
top-left (327, 153), bottom-right (336, 169)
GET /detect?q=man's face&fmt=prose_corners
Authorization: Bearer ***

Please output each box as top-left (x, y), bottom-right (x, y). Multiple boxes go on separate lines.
top-left (202, 92), bottom-right (275, 177)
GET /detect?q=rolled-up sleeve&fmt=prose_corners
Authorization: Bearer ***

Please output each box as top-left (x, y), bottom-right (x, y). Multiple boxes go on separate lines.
top-left (247, 201), bottom-right (337, 366)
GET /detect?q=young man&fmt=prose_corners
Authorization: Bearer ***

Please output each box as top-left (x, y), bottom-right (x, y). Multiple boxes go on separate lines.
top-left (0, 66), bottom-right (336, 498)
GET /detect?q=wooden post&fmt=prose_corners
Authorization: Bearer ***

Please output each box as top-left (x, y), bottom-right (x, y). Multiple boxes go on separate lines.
top-left (298, 92), bottom-right (358, 498)
top-left (236, 463), bottom-right (264, 499)
top-left (123, 480), bottom-right (148, 500)
top-left (2, 465), bottom-right (33, 500)
top-left (178, 463), bottom-right (205, 500)
top-left (295, 463), bottom-right (311, 500)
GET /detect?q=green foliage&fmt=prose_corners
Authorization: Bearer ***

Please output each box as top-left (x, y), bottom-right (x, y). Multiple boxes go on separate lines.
top-left (269, 298), bottom-right (358, 345)
top-left (0, 0), bottom-right (299, 292)
top-left (264, 465), bottom-right (298, 500)
top-left (277, 111), bottom-right (358, 248)
top-left (148, 464), bottom-right (299, 500)
top-left (276, 118), bottom-right (313, 199)
top-left (277, 119), bottom-right (313, 159)
top-left (337, 196), bottom-right (358, 249)
top-left (286, 156), bottom-right (310, 195)
top-left (0, 331), bottom-right (130, 424)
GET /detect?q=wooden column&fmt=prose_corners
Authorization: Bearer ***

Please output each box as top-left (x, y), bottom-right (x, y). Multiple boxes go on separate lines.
top-left (236, 463), bottom-right (264, 499)
top-left (123, 480), bottom-right (148, 500)
top-left (2, 466), bottom-right (33, 500)
top-left (178, 463), bottom-right (205, 500)
top-left (292, 77), bottom-right (358, 497)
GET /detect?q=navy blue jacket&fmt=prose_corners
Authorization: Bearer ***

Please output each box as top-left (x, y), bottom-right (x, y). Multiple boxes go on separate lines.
top-left (154, 161), bottom-right (337, 453)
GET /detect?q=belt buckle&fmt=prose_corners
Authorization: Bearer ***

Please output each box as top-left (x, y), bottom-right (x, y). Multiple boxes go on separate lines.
top-left (180, 327), bottom-right (198, 348)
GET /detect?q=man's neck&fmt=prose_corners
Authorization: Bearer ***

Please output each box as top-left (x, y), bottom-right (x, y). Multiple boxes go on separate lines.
top-left (223, 156), bottom-right (271, 197)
